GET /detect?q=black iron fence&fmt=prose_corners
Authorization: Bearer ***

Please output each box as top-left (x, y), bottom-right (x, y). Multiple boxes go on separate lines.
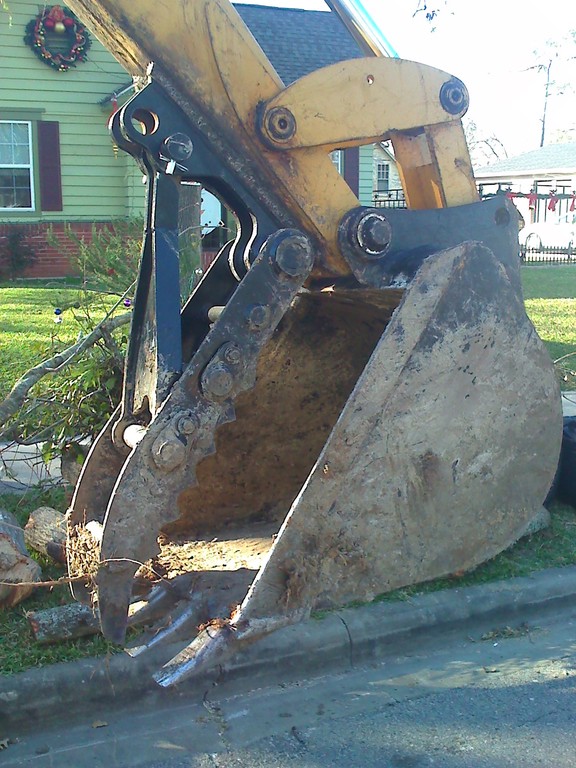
top-left (373, 189), bottom-right (406, 209)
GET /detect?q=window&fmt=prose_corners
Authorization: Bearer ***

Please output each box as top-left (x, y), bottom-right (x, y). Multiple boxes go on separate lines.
top-left (0, 118), bottom-right (62, 214)
top-left (376, 161), bottom-right (390, 192)
top-left (0, 121), bottom-right (34, 210)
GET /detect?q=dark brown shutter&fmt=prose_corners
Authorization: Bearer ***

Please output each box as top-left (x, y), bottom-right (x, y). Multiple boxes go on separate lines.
top-left (343, 147), bottom-right (360, 196)
top-left (37, 121), bottom-right (63, 212)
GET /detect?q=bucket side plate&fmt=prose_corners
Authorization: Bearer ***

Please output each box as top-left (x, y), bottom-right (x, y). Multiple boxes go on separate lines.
top-left (241, 240), bottom-right (562, 618)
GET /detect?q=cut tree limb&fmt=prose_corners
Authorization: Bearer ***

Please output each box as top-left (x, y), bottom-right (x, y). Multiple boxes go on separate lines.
top-left (0, 311), bottom-right (131, 432)
top-left (24, 506), bottom-right (67, 564)
top-left (27, 601), bottom-right (100, 643)
top-left (0, 509), bottom-right (42, 609)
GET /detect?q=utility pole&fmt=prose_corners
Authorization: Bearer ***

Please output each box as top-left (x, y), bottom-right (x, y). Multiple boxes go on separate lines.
top-left (540, 58), bottom-right (553, 147)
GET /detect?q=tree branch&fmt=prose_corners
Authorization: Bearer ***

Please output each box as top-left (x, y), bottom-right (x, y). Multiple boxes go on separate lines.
top-left (0, 312), bottom-right (131, 428)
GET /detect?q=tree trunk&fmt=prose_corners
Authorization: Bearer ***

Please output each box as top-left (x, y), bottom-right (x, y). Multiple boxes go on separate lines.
top-left (0, 509), bottom-right (42, 609)
top-left (24, 506), bottom-right (67, 564)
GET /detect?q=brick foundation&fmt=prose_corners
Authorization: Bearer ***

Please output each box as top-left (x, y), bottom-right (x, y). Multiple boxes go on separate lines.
top-left (0, 221), bottom-right (104, 279)
top-left (0, 222), bottom-right (221, 281)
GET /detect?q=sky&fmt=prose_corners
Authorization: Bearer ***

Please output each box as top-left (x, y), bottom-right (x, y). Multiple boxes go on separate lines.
top-left (235, 0), bottom-right (576, 159)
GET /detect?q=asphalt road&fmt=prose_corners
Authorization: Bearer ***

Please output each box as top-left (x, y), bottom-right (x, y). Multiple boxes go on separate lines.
top-left (5, 607), bottom-right (576, 767)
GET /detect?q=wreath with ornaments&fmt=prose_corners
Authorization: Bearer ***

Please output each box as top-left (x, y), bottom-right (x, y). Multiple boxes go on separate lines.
top-left (24, 5), bottom-right (91, 72)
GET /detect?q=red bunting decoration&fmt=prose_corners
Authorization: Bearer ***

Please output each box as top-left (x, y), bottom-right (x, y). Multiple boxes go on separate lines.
top-left (548, 191), bottom-right (559, 212)
top-left (484, 189), bottom-right (576, 207)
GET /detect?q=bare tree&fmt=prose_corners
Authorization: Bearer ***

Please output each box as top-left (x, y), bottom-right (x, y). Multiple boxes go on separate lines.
top-left (464, 119), bottom-right (508, 169)
top-left (528, 32), bottom-right (576, 147)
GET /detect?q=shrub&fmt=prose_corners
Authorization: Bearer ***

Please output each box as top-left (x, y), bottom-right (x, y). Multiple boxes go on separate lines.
top-left (0, 226), bottom-right (37, 280)
top-left (60, 217), bottom-right (201, 303)
top-left (3, 216), bottom-right (202, 466)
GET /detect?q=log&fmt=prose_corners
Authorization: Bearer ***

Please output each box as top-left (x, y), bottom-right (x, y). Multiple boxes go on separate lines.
top-left (24, 506), bottom-right (67, 564)
top-left (0, 509), bottom-right (42, 609)
top-left (26, 574), bottom-right (196, 644)
top-left (27, 601), bottom-right (100, 642)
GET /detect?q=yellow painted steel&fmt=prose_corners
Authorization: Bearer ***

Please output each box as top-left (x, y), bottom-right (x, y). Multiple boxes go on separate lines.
top-left (259, 58), bottom-right (479, 209)
top-left (66, 0), bottom-right (478, 266)
top-left (392, 123), bottom-right (479, 210)
top-left (260, 58), bottom-right (465, 149)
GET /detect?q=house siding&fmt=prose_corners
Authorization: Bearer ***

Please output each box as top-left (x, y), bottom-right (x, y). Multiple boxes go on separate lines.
top-left (358, 145), bottom-right (375, 206)
top-left (0, 1), bottom-right (145, 225)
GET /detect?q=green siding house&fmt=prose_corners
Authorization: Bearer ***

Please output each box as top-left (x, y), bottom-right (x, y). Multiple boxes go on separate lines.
top-left (1, 0), bottom-right (144, 276)
top-left (1, 2), bottom-right (393, 278)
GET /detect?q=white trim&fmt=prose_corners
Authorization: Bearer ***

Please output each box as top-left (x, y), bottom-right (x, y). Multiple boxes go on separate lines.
top-left (0, 120), bottom-right (35, 212)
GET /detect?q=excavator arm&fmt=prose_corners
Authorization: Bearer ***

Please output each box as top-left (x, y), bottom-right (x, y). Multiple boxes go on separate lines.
top-left (64, 0), bottom-right (562, 685)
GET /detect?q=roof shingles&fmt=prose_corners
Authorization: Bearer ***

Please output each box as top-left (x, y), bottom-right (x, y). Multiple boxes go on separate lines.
top-left (234, 4), bottom-right (363, 84)
top-left (476, 142), bottom-right (576, 176)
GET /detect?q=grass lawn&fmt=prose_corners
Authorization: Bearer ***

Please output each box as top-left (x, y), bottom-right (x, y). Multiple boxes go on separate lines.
top-left (522, 265), bottom-right (576, 387)
top-left (0, 265), bottom-right (575, 675)
top-left (0, 285), bottom-right (119, 401)
top-left (0, 287), bottom-right (78, 400)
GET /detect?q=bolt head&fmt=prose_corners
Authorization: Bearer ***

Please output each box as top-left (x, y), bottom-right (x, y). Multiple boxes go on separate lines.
top-left (264, 107), bottom-right (297, 143)
top-left (201, 362), bottom-right (234, 399)
top-left (357, 213), bottom-right (391, 257)
top-left (177, 413), bottom-right (198, 436)
top-left (163, 132), bottom-right (194, 162)
top-left (273, 233), bottom-right (314, 277)
top-left (222, 343), bottom-right (242, 366)
top-left (247, 304), bottom-right (271, 331)
top-left (439, 78), bottom-right (469, 116)
top-left (153, 438), bottom-right (186, 471)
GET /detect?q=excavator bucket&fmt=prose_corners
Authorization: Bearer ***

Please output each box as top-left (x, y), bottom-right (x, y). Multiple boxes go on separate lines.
top-left (65, 0), bottom-right (562, 684)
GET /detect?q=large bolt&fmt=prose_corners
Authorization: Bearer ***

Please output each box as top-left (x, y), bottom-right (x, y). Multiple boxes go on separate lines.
top-left (163, 132), bottom-right (194, 162)
top-left (357, 213), bottom-right (392, 256)
top-left (152, 437), bottom-right (186, 471)
top-left (263, 106), bottom-right (297, 144)
top-left (439, 78), bottom-right (469, 116)
top-left (267, 230), bottom-right (314, 278)
top-left (338, 207), bottom-right (393, 265)
top-left (201, 361), bottom-right (234, 400)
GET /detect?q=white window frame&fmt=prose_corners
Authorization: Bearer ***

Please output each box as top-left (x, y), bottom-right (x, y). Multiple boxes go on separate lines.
top-left (376, 161), bottom-right (390, 192)
top-left (0, 120), bottom-right (35, 212)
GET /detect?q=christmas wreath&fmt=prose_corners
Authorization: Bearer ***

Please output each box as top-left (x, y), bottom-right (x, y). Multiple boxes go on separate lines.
top-left (24, 5), bottom-right (91, 72)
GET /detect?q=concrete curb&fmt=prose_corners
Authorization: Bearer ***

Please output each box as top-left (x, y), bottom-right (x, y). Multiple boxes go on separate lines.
top-left (2, 565), bottom-right (576, 733)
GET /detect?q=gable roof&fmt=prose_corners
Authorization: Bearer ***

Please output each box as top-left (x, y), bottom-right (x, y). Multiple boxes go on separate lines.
top-left (234, 4), bottom-right (364, 84)
top-left (475, 143), bottom-right (576, 178)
